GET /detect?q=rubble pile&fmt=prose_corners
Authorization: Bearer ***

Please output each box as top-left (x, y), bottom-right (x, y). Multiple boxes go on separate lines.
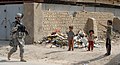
top-left (38, 29), bottom-right (101, 48)
top-left (39, 31), bottom-right (68, 48)
top-left (37, 27), bottom-right (120, 48)
top-left (74, 32), bottom-right (100, 48)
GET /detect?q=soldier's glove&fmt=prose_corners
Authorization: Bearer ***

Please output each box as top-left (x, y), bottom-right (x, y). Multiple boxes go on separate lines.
top-left (25, 30), bottom-right (29, 35)
top-left (9, 40), bottom-right (15, 47)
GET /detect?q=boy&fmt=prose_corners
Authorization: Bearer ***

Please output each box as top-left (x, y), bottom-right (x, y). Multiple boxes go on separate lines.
top-left (67, 26), bottom-right (75, 51)
top-left (99, 20), bottom-right (113, 56)
top-left (87, 30), bottom-right (94, 51)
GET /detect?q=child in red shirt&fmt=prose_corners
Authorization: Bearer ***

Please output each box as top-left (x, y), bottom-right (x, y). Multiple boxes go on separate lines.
top-left (87, 30), bottom-right (94, 51)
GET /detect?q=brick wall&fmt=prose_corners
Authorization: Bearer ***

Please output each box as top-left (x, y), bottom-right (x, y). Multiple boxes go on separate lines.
top-left (42, 11), bottom-right (114, 39)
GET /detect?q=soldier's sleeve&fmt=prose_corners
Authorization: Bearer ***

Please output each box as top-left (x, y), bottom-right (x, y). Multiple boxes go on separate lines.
top-left (11, 22), bottom-right (18, 34)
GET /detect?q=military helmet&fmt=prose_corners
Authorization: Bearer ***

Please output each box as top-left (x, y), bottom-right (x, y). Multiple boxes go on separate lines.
top-left (16, 13), bottom-right (23, 18)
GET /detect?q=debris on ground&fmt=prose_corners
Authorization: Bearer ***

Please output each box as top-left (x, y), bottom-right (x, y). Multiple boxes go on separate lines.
top-left (38, 30), bottom-right (68, 48)
top-left (74, 31), bottom-right (101, 48)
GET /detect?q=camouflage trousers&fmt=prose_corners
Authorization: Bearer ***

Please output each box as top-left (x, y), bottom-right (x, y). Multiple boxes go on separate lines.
top-left (8, 37), bottom-right (25, 58)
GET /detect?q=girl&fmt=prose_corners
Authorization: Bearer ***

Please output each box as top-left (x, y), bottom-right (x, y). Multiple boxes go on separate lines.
top-left (87, 30), bottom-right (94, 51)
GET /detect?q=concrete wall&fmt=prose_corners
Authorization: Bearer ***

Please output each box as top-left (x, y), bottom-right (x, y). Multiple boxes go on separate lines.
top-left (42, 3), bottom-right (120, 17)
top-left (33, 3), bottom-right (44, 42)
top-left (23, 3), bottom-right (34, 44)
top-left (49, 0), bottom-right (120, 4)
top-left (84, 17), bottom-right (98, 36)
top-left (113, 17), bottom-right (120, 33)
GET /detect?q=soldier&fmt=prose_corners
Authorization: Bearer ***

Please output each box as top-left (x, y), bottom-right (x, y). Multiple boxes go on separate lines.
top-left (8, 13), bottom-right (28, 62)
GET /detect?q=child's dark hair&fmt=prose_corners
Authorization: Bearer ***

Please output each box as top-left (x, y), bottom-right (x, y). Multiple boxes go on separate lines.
top-left (69, 26), bottom-right (73, 29)
top-left (89, 30), bottom-right (94, 34)
top-left (107, 20), bottom-right (112, 25)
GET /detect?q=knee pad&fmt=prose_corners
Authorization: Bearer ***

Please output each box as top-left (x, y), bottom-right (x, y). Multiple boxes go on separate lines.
top-left (13, 48), bottom-right (17, 52)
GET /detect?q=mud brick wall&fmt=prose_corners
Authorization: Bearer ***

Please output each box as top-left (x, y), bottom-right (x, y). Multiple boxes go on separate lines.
top-left (42, 11), bottom-right (114, 39)
top-left (42, 11), bottom-right (72, 34)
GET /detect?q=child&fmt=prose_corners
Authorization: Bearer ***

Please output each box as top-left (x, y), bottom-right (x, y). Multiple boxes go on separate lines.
top-left (67, 26), bottom-right (75, 51)
top-left (87, 30), bottom-right (94, 51)
top-left (99, 20), bottom-right (113, 56)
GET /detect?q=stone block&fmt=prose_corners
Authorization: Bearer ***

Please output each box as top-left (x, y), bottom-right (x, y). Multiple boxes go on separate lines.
top-left (113, 17), bottom-right (120, 32)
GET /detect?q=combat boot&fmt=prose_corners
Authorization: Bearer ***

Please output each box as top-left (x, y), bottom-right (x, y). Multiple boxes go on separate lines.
top-left (20, 57), bottom-right (26, 62)
top-left (20, 59), bottom-right (26, 62)
top-left (8, 53), bottom-right (11, 60)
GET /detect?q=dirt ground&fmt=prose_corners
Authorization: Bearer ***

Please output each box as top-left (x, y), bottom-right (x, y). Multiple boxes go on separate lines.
top-left (0, 39), bottom-right (120, 65)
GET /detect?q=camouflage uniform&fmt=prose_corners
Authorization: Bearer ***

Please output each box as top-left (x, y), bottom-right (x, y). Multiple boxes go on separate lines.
top-left (8, 18), bottom-right (26, 62)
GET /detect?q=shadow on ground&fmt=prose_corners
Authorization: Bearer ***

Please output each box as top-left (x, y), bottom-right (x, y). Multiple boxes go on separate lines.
top-left (45, 50), bottom-right (67, 55)
top-left (105, 54), bottom-right (120, 65)
top-left (0, 60), bottom-right (20, 62)
top-left (72, 55), bottom-right (107, 65)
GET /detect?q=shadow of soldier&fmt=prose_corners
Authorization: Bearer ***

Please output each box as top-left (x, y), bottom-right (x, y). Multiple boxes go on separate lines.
top-left (105, 54), bottom-right (120, 65)
top-left (0, 60), bottom-right (20, 62)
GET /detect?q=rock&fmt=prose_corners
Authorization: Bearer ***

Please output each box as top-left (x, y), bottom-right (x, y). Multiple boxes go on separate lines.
top-left (46, 44), bottom-right (52, 48)
top-left (37, 41), bottom-right (41, 44)
top-left (45, 56), bottom-right (48, 58)
top-left (111, 41), bottom-right (115, 44)
top-left (97, 40), bottom-right (105, 43)
top-left (51, 45), bottom-right (57, 48)
top-left (84, 64), bottom-right (88, 65)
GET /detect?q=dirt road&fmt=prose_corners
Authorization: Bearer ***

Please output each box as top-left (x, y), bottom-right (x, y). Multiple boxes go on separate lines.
top-left (0, 40), bottom-right (120, 65)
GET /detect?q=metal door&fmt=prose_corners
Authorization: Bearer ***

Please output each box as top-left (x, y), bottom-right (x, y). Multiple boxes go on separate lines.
top-left (0, 4), bottom-right (23, 41)
top-left (0, 5), bottom-right (7, 40)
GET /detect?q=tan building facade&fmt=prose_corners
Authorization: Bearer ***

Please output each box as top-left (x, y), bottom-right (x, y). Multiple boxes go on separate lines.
top-left (23, 3), bottom-right (114, 44)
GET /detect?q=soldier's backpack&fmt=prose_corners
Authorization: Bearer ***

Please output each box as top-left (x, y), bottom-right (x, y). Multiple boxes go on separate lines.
top-left (17, 24), bottom-right (29, 35)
